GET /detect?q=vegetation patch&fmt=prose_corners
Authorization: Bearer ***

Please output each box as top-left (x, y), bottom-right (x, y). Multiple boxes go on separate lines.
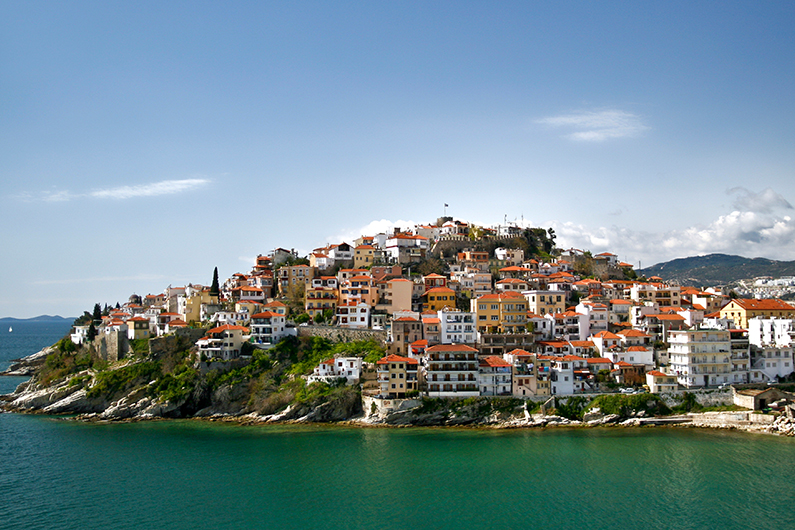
top-left (587, 393), bottom-right (671, 417)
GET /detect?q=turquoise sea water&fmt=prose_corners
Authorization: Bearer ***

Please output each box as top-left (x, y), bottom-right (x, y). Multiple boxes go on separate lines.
top-left (2, 323), bottom-right (795, 530)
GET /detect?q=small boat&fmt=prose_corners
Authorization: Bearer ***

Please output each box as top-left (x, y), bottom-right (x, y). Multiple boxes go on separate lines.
top-left (8, 326), bottom-right (12, 332)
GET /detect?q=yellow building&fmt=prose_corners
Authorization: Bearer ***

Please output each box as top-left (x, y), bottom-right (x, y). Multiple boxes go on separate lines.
top-left (376, 354), bottom-right (419, 398)
top-left (523, 290), bottom-right (566, 316)
top-left (719, 298), bottom-right (795, 329)
top-left (353, 245), bottom-right (374, 269)
top-left (179, 289), bottom-right (219, 324)
top-left (471, 291), bottom-right (527, 334)
top-left (423, 286), bottom-right (456, 312)
top-left (305, 286), bottom-right (338, 319)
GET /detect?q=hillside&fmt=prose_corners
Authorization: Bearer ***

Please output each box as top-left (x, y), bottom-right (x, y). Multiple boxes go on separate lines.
top-left (639, 254), bottom-right (795, 286)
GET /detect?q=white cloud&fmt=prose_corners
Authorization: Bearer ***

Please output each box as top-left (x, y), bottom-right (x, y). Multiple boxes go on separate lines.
top-left (551, 191), bottom-right (795, 266)
top-left (728, 187), bottom-right (793, 214)
top-left (90, 178), bottom-right (210, 199)
top-left (536, 109), bottom-right (648, 141)
top-left (15, 178), bottom-right (211, 202)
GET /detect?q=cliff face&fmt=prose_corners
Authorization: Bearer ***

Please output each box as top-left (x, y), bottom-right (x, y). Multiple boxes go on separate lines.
top-left (0, 340), bottom-right (364, 423)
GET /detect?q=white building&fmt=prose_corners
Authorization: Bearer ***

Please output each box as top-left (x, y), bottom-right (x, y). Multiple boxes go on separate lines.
top-left (336, 301), bottom-right (371, 329)
top-left (478, 356), bottom-right (512, 396)
top-left (307, 356), bottom-right (363, 385)
top-left (425, 344), bottom-right (479, 397)
top-left (748, 317), bottom-right (794, 382)
top-left (249, 311), bottom-right (287, 349)
top-left (197, 324), bottom-right (249, 361)
top-left (437, 308), bottom-right (477, 344)
top-left (668, 329), bottom-right (732, 388)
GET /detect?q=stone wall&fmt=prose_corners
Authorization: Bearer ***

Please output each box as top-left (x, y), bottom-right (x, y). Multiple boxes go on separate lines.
top-left (658, 388), bottom-right (733, 408)
top-left (297, 325), bottom-right (387, 345)
top-left (90, 331), bottom-right (128, 362)
top-left (362, 395), bottom-right (421, 419)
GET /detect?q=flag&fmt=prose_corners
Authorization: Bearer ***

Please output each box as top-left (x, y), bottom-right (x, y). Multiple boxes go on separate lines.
top-left (444, 203), bottom-right (448, 207)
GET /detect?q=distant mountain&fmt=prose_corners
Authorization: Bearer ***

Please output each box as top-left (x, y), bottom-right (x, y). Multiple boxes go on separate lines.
top-left (639, 253), bottom-right (795, 287)
top-left (0, 315), bottom-right (75, 323)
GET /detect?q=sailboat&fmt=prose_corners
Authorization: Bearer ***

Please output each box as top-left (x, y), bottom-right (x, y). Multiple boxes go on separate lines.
top-left (8, 326), bottom-right (12, 332)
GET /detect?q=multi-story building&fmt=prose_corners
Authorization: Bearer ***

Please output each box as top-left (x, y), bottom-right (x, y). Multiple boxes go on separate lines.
top-left (423, 286), bottom-right (457, 312)
top-left (523, 290), bottom-right (566, 316)
top-left (126, 316), bottom-right (151, 340)
top-left (277, 264), bottom-right (316, 295)
top-left (196, 324), bottom-right (249, 361)
top-left (668, 329), bottom-right (732, 388)
top-left (719, 298), bottom-right (795, 329)
top-left (339, 275), bottom-right (378, 307)
top-left (376, 354), bottom-right (419, 398)
top-left (437, 308), bottom-right (477, 345)
top-left (308, 357), bottom-right (363, 385)
top-left (748, 317), bottom-right (795, 382)
top-left (472, 291), bottom-right (527, 334)
top-left (249, 311), bottom-right (287, 349)
top-left (389, 316), bottom-right (424, 355)
top-left (645, 370), bottom-right (679, 393)
top-left (478, 356), bottom-right (512, 396)
top-left (425, 344), bottom-right (479, 397)
top-left (353, 245), bottom-right (374, 269)
top-left (336, 300), bottom-right (371, 328)
top-left (629, 282), bottom-right (681, 307)
top-left (305, 289), bottom-right (338, 320)
top-left (504, 349), bottom-right (550, 397)
top-left (576, 301), bottom-right (609, 335)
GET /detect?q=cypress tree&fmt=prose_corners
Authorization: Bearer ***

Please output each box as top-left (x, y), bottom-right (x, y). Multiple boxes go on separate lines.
top-left (92, 303), bottom-right (102, 323)
top-left (210, 267), bottom-right (220, 297)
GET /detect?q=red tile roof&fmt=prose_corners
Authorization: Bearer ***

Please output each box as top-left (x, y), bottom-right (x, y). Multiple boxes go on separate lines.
top-left (480, 356), bottom-right (511, 368)
top-left (426, 344), bottom-right (479, 352)
top-left (376, 354), bottom-right (418, 365)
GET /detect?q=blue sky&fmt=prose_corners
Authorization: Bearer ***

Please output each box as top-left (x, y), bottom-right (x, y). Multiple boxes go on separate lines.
top-left (2, 1), bottom-right (795, 317)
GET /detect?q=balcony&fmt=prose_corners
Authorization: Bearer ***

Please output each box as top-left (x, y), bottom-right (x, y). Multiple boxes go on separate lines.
top-left (428, 365), bottom-right (478, 372)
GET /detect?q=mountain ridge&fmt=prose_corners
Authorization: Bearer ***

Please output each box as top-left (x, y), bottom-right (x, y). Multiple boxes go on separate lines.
top-left (639, 253), bottom-right (795, 286)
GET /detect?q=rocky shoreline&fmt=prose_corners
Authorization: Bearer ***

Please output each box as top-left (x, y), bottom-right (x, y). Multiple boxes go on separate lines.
top-left (4, 347), bottom-right (795, 437)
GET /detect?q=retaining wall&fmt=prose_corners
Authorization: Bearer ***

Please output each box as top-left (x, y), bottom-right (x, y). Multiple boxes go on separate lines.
top-left (297, 325), bottom-right (387, 345)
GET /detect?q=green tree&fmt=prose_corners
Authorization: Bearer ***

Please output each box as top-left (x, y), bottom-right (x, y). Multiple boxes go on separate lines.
top-left (210, 267), bottom-right (220, 297)
top-left (87, 321), bottom-right (97, 342)
top-left (92, 303), bottom-right (102, 323)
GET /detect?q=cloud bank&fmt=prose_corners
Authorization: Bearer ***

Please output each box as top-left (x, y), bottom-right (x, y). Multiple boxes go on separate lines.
top-left (536, 109), bottom-right (648, 141)
top-left (18, 178), bottom-right (211, 202)
top-left (553, 188), bottom-right (795, 266)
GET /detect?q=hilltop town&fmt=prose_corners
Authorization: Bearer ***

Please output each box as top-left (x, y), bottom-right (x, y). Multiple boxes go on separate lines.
top-left (4, 215), bottom-right (795, 427)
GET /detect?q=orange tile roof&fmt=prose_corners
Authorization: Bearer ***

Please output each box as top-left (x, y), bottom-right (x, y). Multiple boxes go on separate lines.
top-left (617, 329), bottom-right (649, 337)
top-left (376, 354), bottom-right (418, 365)
top-left (480, 356), bottom-right (512, 368)
top-left (251, 311), bottom-right (280, 319)
top-left (426, 344), bottom-right (479, 352)
top-left (207, 324), bottom-right (249, 334)
top-left (587, 358), bottom-right (612, 364)
top-left (725, 299), bottom-right (795, 311)
top-left (651, 314), bottom-right (686, 321)
top-left (592, 331), bottom-right (620, 339)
